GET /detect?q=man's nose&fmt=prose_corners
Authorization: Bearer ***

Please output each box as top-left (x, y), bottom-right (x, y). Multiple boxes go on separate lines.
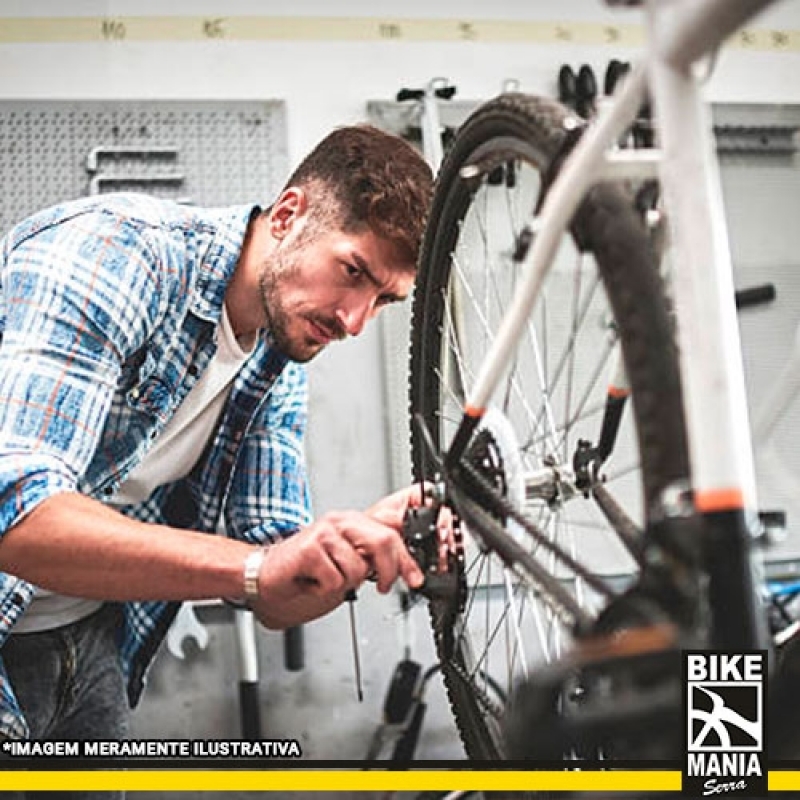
top-left (335, 297), bottom-right (375, 337)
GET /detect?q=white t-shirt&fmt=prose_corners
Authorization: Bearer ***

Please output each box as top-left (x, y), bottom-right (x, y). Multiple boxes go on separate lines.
top-left (13, 306), bottom-right (256, 634)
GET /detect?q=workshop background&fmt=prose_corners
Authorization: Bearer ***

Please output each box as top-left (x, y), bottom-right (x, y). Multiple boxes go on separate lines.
top-left (0, 0), bottom-right (799, 778)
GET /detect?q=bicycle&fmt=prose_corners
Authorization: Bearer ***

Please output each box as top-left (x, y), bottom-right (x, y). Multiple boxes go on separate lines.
top-left (403, 0), bottom-right (794, 762)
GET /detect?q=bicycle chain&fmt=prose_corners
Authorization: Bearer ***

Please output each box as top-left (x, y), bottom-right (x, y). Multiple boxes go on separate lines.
top-left (446, 656), bottom-right (506, 721)
top-left (404, 444), bottom-right (608, 723)
top-left (430, 460), bottom-right (575, 723)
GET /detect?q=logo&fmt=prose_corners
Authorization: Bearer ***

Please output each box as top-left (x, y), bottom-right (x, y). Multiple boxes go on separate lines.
top-left (683, 651), bottom-right (767, 797)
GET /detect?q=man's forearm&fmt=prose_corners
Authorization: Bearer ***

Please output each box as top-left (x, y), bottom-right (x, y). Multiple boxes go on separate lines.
top-left (0, 491), bottom-right (252, 602)
top-left (0, 487), bottom-right (426, 631)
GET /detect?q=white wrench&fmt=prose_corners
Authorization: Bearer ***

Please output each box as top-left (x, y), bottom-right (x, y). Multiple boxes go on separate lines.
top-left (166, 602), bottom-right (209, 660)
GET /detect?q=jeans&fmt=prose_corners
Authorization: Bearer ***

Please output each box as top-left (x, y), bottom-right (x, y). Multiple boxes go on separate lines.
top-left (0, 603), bottom-right (129, 800)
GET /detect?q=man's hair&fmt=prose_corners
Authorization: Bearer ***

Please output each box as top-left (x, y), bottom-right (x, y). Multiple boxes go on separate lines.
top-left (282, 124), bottom-right (433, 265)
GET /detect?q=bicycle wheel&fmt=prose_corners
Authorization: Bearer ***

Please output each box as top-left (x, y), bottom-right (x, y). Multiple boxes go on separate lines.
top-left (409, 93), bottom-right (690, 759)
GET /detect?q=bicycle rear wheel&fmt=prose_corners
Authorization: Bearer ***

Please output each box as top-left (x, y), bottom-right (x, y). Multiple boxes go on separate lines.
top-left (409, 93), bottom-right (690, 759)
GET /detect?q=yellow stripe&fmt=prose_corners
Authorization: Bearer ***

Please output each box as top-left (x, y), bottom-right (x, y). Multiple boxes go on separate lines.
top-left (770, 772), bottom-right (800, 790)
top-left (0, 16), bottom-right (795, 50)
top-left (9, 769), bottom-right (800, 792)
top-left (5, 770), bottom-right (682, 792)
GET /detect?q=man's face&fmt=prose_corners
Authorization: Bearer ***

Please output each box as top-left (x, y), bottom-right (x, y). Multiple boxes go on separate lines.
top-left (258, 225), bottom-right (415, 363)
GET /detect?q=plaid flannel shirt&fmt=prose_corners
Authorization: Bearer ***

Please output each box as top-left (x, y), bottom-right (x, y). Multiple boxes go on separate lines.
top-left (0, 193), bottom-right (312, 740)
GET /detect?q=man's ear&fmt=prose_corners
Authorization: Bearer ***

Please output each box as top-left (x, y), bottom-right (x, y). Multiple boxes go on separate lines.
top-left (268, 187), bottom-right (308, 241)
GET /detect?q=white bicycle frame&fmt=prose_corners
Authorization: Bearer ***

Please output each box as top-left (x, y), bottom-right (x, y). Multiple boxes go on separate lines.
top-left (452, 0), bottom-right (779, 650)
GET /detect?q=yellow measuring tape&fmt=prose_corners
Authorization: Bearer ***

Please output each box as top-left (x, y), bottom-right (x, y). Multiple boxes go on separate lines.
top-left (0, 16), bottom-right (796, 51)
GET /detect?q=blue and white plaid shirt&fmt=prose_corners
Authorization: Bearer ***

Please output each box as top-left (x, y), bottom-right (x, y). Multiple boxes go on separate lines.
top-left (0, 193), bottom-right (312, 740)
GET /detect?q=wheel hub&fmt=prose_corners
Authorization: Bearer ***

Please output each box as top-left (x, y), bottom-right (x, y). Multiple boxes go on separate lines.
top-left (466, 407), bottom-right (582, 520)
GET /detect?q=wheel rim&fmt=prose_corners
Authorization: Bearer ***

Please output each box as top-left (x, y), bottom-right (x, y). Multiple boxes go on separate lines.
top-left (422, 148), bottom-right (646, 755)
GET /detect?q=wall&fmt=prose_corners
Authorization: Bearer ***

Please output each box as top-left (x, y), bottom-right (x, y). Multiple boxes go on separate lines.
top-left (1, 0), bottom-right (799, 765)
top-left (1, 0), bottom-right (799, 514)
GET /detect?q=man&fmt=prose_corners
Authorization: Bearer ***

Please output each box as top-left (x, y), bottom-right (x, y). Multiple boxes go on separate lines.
top-left (0, 124), bottom-right (434, 755)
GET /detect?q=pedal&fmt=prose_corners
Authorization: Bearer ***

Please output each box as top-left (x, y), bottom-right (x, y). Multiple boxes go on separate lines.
top-left (363, 659), bottom-right (423, 760)
top-left (391, 699), bottom-right (427, 761)
top-left (384, 659), bottom-right (422, 724)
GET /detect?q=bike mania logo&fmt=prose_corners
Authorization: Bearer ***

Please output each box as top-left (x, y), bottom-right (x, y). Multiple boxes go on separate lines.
top-left (683, 651), bottom-right (767, 797)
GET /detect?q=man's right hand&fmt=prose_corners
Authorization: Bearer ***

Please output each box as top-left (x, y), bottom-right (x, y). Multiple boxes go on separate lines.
top-left (251, 509), bottom-right (424, 629)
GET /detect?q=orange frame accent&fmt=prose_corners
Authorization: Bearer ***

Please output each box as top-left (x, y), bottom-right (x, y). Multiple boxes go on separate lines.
top-left (694, 487), bottom-right (746, 512)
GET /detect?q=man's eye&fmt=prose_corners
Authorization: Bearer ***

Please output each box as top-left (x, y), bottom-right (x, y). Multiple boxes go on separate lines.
top-left (344, 263), bottom-right (361, 279)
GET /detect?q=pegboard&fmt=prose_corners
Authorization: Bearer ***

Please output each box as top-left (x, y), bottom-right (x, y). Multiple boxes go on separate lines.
top-left (0, 100), bottom-right (288, 233)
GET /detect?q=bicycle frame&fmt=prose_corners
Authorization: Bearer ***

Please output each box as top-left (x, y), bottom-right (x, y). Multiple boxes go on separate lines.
top-left (445, 0), bottom-right (778, 652)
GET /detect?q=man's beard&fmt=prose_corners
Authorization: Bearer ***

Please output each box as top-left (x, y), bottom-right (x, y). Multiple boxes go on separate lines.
top-left (258, 244), bottom-right (345, 362)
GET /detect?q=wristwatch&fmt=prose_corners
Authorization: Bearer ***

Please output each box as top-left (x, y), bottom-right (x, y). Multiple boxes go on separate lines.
top-left (243, 545), bottom-right (269, 601)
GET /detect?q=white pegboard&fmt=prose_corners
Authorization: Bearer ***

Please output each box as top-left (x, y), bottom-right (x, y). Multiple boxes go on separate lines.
top-left (0, 100), bottom-right (288, 232)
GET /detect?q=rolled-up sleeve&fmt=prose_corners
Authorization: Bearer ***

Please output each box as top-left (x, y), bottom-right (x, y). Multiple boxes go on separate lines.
top-left (0, 209), bottom-right (164, 536)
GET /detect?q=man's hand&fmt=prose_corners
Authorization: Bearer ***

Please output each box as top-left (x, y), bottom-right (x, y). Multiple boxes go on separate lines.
top-left (365, 483), bottom-right (426, 527)
top-left (251, 507), bottom-right (425, 629)
top-left (367, 483), bottom-right (456, 575)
